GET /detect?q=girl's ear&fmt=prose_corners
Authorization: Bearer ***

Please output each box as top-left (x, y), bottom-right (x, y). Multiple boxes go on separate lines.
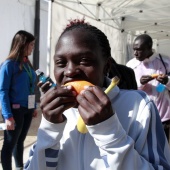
top-left (103, 57), bottom-right (112, 76)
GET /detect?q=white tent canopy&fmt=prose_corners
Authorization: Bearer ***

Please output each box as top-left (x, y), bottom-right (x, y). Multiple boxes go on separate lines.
top-left (53, 0), bottom-right (170, 40)
top-left (49, 0), bottom-right (170, 79)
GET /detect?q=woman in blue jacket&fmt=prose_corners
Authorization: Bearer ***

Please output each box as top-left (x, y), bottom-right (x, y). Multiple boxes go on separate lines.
top-left (0, 30), bottom-right (37, 170)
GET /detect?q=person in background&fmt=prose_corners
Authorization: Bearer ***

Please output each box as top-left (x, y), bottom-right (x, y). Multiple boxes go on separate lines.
top-left (25, 19), bottom-right (170, 170)
top-left (126, 34), bottom-right (170, 141)
top-left (108, 57), bottom-right (137, 90)
top-left (0, 30), bottom-right (38, 170)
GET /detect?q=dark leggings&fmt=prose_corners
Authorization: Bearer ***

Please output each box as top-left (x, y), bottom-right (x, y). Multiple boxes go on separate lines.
top-left (1, 107), bottom-right (33, 170)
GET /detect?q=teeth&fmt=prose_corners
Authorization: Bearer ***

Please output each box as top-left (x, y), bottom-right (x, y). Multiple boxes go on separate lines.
top-left (77, 76), bottom-right (120, 134)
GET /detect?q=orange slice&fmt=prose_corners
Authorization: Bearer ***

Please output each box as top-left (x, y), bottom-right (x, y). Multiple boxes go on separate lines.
top-left (64, 80), bottom-right (94, 94)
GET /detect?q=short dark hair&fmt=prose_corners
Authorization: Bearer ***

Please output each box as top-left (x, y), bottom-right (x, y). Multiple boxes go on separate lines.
top-left (135, 34), bottom-right (153, 49)
top-left (59, 18), bottom-right (111, 59)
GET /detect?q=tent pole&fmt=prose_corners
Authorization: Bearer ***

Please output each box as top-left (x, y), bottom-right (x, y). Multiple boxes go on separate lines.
top-left (47, 0), bottom-right (53, 76)
top-left (33, 0), bottom-right (40, 102)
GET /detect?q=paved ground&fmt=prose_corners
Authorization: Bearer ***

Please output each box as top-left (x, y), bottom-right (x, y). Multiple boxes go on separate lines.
top-left (0, 108), bottom-right (41, 170)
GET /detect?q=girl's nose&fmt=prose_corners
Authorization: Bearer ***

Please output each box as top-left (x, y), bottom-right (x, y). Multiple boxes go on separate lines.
top-left (64, 62), bottom-right (80, 77)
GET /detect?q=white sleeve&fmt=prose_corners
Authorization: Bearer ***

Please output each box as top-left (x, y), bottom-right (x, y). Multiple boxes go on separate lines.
top-left (87, 101), bottom-right (170, 170)
top-left (24, 116), bottom-right (67, 170)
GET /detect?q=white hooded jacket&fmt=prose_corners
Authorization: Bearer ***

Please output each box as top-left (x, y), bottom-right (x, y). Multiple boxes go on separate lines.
top-left (24, 80), bottom-right (170, 170)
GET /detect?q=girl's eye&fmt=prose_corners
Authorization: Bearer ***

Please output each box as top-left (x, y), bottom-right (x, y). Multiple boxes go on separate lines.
top-left (55, 60), bottom-right (67, 67)
top-left (80, 58), bottom-right (92, 65)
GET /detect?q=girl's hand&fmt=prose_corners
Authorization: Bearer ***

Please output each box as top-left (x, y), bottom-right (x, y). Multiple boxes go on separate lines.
top-left (37, 81), bottom-right (52, 93)
top-left (40, 86), bottom-right (77, 123)
top-left (76, 86), bottom-right (114, 125)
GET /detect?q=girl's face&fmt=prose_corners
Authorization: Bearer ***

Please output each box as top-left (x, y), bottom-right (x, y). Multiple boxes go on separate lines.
top-left (25, 40), bottom-right (35, 56)
top-left (54, 29), bottom-right (109, 87)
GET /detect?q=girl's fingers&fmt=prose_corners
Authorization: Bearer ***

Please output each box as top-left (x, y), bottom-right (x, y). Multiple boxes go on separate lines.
top-left (77, 86), bottom-right (113, 125)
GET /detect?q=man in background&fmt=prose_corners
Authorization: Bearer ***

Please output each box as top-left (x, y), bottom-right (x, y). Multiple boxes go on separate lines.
top-left (127, 34), bottom-right (170, 141)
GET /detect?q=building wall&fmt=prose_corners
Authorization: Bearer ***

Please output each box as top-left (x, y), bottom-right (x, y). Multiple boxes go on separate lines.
top-left (0, 0), bottom-right (48, 75)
